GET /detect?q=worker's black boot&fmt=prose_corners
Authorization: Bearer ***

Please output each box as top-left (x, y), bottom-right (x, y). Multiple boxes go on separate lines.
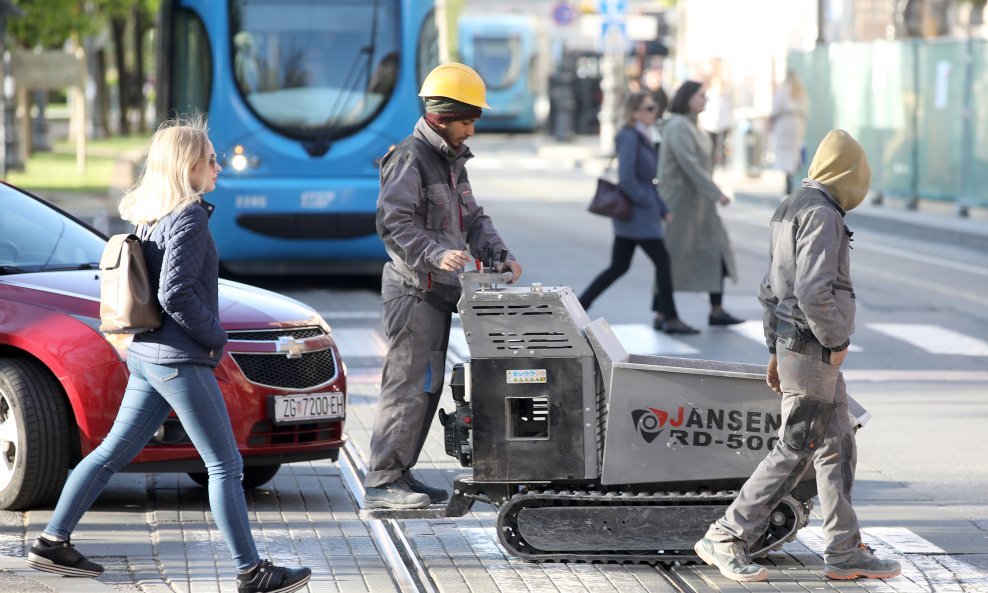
top-left (404, 475), bottom-right (448, 503)
top-left (365, 479), bottom-right (430, 509)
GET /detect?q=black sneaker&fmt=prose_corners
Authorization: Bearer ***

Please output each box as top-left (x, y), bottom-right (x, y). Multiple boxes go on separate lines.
top-left (661, 319), bottom-right (700, 335)
top-left (709, 311), bottom-right (744, 326)
top-left (404, 476), bottom-right (448, 503)
top-left (364, 479), bottom-right (430, 509)
top-left (237, 559), bottom-right (311, 593)
top-left (26, 536), bottom-right (104, 578)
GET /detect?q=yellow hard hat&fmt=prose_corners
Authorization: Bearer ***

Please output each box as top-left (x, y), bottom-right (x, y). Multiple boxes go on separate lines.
top-left (419, 63), bottom-right (491, 109)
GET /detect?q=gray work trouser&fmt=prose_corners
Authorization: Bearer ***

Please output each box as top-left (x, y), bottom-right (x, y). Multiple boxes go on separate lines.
top-left (707, 339), bottom-right (861, 564)
top-left (365, 293), bottom-right (451, 488)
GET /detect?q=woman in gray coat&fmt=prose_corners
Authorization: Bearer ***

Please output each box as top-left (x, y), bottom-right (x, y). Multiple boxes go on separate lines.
top-left (579, 91), bottom-right (697, 334)
top-left (659, 81), bottom-right (743, 326)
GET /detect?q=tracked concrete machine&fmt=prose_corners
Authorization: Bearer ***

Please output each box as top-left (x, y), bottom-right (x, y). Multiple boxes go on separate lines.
top-left (366, 270), bottom-right (868, 564)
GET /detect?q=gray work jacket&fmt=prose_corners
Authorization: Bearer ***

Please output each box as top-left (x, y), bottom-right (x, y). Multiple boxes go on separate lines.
top-left (758, 184), bottom-right (855, 353)
top-left (376, 118), bottom-right (513, 303)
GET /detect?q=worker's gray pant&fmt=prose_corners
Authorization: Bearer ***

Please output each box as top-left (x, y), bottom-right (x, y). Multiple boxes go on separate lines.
top-left (707, 339), bottom-right (861, 564)
top-left (365, 293), bottom-right (451, 488)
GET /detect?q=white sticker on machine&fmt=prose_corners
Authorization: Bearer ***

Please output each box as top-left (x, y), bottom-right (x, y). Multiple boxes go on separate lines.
top-left (506, 369), bottom-right (547, 384)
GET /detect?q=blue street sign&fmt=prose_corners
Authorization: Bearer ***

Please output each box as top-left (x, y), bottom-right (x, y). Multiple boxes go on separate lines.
top-left (601, 20), bottom-right (627, 43)
top-left (599, 0), bottom-right (627, 44)
top-left (599, 0), bottom-right (627, 17)
top-left (552, 1), bottom-right (576, 26)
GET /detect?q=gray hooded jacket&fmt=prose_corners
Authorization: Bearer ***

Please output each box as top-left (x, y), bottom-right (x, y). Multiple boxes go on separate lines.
top-left (759, 129), bottom-right (871, 353)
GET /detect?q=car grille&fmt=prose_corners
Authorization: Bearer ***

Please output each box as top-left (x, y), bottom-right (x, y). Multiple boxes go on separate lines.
top-left (248, 420), bottom-right (339, 446)
top-left (227, 327), bottom-right (326, 341)
top-left (230, 349), bottom-right (336, 389)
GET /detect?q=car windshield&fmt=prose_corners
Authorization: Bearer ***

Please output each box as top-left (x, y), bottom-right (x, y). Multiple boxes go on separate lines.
top-left (0, 184), bottom-right (105, 274)
top-left (473, 35), bottom-right (521, 90)
top-left (230, 0), bottom-right (400, 141)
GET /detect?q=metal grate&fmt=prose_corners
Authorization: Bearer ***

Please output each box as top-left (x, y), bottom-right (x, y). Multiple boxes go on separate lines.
top-left (227, 327), bottom-right (325, 341)
top-left (230, 349), bottom-right (336, 389)
top-left (488, 331), bottom-right (575, 351)
top-left (247, 420), bottom-right (339, 446)
top-left (471, 304), bottom-right (554, 317)
top-left (595, 367), bottom-right (608, 468)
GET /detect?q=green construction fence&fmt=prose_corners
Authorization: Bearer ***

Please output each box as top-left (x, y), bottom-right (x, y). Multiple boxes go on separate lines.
top-left (790, 38), bottom-right (988, 209)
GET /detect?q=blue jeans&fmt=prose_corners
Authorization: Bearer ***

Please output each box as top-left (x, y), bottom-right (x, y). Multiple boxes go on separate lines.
top-left (45, 358), bottom-right (260, 570)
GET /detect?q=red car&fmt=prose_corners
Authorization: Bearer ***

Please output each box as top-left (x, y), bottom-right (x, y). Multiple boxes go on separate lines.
top-left (0, 183), bottom-right (347, 510)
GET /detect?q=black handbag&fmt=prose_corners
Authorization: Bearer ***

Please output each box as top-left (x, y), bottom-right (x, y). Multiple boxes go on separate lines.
top-left (588, 155), bottom-right (632, 220)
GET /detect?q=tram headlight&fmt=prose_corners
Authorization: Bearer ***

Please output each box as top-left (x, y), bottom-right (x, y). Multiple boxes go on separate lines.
top-left (231, 153), bottom-right (249, 171)
top-left (229, 145), bottom-right (259, 172)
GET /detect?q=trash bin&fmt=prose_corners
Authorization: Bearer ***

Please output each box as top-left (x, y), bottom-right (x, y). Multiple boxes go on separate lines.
top-left (548, 71), bottom-right (576, 142)
top-left (742, 119), bottom-right (764, 178)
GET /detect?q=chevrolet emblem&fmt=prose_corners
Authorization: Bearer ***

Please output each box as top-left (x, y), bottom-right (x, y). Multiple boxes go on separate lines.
top-left (276, 336), bottom-right (306, 359)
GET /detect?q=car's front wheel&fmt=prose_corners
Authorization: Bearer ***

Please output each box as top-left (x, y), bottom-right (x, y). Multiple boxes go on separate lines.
top-left (188, 464), bottom-right (281, 490)
top-left (0, 358), bottom-right (71, 510)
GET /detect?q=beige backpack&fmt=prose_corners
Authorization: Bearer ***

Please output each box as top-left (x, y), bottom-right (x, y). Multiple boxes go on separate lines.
top-left (98, 227), bottom-right (162, 334)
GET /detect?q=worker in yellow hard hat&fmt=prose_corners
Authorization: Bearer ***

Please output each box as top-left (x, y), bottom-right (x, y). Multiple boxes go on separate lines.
top-left (363, 63), bottom-right (523, 510)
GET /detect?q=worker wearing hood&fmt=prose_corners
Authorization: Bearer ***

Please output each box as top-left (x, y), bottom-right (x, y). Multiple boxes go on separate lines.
top-left (694, 130), bottom-right (900, 582)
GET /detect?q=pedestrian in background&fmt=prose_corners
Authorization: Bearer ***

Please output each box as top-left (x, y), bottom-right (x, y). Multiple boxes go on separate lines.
top-left (26, 117), bottom-right (311, 593)
top-left (641, 66), bottom-right (669, 161)
top-left (659, 80), bottom-right (743, 327)
top-left (579, 91), bottom-right (697, 335)
top-left (698, 77), bottom-right (733, 168)
top-left (695, 130), bottom-right (900, 583)
top-left (769, 69), bottom-right (809, 195)
top-left (365, 63), bottom-right (523, 509)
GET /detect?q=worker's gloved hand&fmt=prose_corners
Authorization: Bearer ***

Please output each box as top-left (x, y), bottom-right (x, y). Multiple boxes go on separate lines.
top-left (766, 354), bottom-right (782, 395)
top-left (497, 260), bottom-right (523, 284)
top-left (439, 249), bottom-right (471, 271)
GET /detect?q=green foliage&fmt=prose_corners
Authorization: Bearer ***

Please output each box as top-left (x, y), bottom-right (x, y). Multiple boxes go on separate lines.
top-left (7, 0), bottom-right (161, 49)
top-left (8, 0), bottom-right (93, 48)
top-left (7, 133), bottom-right (151, 193)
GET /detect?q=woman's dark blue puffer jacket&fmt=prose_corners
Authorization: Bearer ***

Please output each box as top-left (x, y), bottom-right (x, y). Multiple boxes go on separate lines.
top-left (129, 201), bottom-right (227, 368)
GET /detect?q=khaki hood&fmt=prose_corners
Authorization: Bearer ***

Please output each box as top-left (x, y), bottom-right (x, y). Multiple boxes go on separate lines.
top-left (807, 129), bottom-right (871, 211)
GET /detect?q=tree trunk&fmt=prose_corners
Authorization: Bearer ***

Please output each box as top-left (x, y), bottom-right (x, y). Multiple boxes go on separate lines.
top-left (97, 48), bottom-right (111, 138)
top-left (132, 4), bottom-right (147, 132)
top-left (111, 16), bottom-right (130, 135)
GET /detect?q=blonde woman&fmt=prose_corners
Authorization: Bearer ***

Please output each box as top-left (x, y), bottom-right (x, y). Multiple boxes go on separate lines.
top-left (26, 117), bottom-right (311, 593)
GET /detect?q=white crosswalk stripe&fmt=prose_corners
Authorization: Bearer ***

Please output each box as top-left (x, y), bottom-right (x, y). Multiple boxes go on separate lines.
top-left (798, 526), bottom-right (988, 591)
top-left (870, 323), bottom-right (988, 357)
top-left (327, 320), bottom-right (988, 363)
top-left (729, 320), bottom-right (865, 352)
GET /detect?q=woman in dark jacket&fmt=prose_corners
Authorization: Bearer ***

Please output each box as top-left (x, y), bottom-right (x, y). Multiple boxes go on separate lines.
top-left (27, 118), bottom-right (311, 593)
top-left (579, 91), bottom-right (697, 334)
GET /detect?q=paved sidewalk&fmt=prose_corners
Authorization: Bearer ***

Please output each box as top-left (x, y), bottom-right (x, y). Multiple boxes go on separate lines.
top-left (0, 554), bottom-right (113, 592)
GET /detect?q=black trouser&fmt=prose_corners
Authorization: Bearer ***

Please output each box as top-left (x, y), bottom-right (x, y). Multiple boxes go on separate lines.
top-left (708, 259), bottom-right (730, 307)
top-left (579, 236), bottom-right (678, 319)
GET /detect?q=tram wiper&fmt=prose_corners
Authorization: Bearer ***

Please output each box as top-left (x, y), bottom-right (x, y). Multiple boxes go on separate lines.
top-left (304, 0), bottom-right (381, 157)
